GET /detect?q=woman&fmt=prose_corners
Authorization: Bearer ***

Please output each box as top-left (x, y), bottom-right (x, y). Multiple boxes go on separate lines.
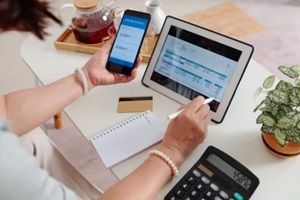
top-left (0, 0), bottom-right (211, 199)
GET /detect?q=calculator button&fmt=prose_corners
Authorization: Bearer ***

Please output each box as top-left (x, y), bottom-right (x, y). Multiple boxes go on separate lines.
top-left (188, 188), bottom-right (199, 198)
top-left (174, 188), bottom-right (184, 197)
top-left (180, 182), bottom-right (191, 191)
top-left (181, 194), bottom-right (192, 200)
top-left (165, 195), bottom-right (179, 200)
top-left (193, 194), bottom-right (208, 200)
top-left (195, 182), bottom-right (205, 191)
top-left (203, 189), bottom-right (214, 199)
top-left (199, 197), bottom-right (209, 200)
top-left (233, 192), bottom-right (244, 200)
top-left (201, 176), bottom-right (210, 184)
top-left (210, 183), bottom-right (219, 192)
top-left (186, 176), bottom-right (196, 185)
top-left (192, 169), bottom-right (201, 177)
top-left (219, 190), bottom-right (229, 199)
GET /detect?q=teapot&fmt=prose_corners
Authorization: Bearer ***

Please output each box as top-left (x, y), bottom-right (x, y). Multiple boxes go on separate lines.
top-left (59, 0), bottom-right (117, 44)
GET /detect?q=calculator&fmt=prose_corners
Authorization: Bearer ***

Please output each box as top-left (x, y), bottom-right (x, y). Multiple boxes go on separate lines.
top-left (164, 146), bottom-right (259, 200)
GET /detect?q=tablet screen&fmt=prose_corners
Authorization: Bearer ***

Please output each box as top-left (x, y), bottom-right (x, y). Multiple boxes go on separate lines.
top-left (150, 25), bottom-right (242, 112)
top-left (142, 16), bottom-right (253, 123)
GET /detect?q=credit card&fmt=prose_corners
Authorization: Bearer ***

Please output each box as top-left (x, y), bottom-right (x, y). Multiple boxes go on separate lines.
top-left (117, 96), bottom-right (153, 113)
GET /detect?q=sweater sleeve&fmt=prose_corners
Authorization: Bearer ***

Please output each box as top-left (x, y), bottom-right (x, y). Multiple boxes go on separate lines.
top-left (0, 118), bottom-right (78, 200)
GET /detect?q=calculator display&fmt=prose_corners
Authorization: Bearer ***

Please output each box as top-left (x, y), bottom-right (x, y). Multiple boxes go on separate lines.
top-left (207, 153), bottom-right (252, 190)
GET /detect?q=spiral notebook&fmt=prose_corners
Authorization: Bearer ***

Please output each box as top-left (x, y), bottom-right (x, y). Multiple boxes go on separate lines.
top-left (91, 110), bottom-right (166, 168)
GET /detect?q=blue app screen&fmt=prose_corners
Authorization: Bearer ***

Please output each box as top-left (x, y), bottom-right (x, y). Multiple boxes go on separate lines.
top-left (108, 14), bottom-right (148, 68)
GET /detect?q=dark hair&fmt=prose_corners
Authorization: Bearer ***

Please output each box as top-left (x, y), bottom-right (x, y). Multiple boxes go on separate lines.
top-left (0, 0), bottom-right (61, 40)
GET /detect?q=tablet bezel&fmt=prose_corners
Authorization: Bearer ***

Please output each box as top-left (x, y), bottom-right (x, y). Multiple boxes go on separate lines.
top-left (142, 16), bottom-right (254, 123)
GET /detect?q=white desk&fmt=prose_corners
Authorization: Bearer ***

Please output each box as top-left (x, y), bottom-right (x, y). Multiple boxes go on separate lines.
top-left (21, 0), bottom-right (300, 199)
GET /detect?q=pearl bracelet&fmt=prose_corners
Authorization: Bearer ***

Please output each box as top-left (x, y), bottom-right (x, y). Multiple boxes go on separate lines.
top-left (75, 67), bottom-right (88, 96)
top-left (149, 150), bottom-right (179, 178)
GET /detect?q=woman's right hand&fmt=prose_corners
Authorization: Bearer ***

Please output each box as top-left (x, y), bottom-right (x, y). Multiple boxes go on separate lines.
top-left (159, 96), bottom-right (211, 167)
top-left (81, 39), bottom-right (142, 90)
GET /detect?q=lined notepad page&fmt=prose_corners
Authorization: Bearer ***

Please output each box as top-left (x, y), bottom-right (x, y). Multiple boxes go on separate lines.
top-left (91, 110), bottom-right (166, 168)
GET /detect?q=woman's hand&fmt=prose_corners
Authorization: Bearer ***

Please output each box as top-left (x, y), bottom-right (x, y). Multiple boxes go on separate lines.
top-left (81, 39), bottom-right (142, 90)
top-left (159, 96), bottom-right (211, 167)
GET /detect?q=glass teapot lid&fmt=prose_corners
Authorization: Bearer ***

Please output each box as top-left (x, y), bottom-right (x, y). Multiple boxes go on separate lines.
top-left (73, 0), bottom-right (102, 9)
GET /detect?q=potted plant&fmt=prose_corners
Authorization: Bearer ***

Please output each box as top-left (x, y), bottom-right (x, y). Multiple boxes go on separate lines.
top-left (254, 65), bottom-right (300, 157)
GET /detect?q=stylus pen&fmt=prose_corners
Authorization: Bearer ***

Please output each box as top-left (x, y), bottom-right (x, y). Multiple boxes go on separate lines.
top-left (167, 97), bottom-right (214, 120)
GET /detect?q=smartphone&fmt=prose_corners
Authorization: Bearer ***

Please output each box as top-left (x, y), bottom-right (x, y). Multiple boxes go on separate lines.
top-left (106, 10), bottom-right (151, 76)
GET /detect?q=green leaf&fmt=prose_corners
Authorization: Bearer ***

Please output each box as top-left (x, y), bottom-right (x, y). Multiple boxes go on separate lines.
top-left (259, 106), bottom-right (272, 113)
top-left (297, 120), bottom-right (300, 129)
top-left (267, 90), bottom-right (289, 104)
top-left (274, 128), bottom-right (286, 147)
top-left (290, 64), bottom-right (300, 75)
top-left (286, 136), bottom-right (300, 144)
top-left (253, 99), bottom-right (264, 112)
top-left (293, 112), bottom-right (300, 118)
top-left (275, 80), bottom-right (293, 92)
top-left (254, 87), bottom-right (262, 100)
top-left (295, 78), bottom-right (300, 87)
top-left (264, 98), bottom-right (272, 105)
top-left (257, 113), bottom-right (275, 126)
top-left (281, 105), bottom-right (293, 114)
top-left (275, 109), bottom-right (286, 120)
top-left (263, 75), bottom-right (275, 89)
top-left (289, 87), bottom-right (300, 106)
top-left (258, 99), bottom-right (280, 115)
top-left (261, 125), bottom-right (275, 134)
top-left (277, 116), bottom-right (296, 129)
top-left (278, 66), bottom-right (298, 78)
top-left (283, 129), bottom-right (300, 144)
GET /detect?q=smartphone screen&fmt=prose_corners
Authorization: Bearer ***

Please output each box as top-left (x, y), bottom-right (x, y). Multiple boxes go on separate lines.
top-left (106, 10), bottom-right (151, 76)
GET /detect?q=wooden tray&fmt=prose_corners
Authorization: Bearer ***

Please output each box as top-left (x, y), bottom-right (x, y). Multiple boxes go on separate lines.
top-left (54, 28), bottom-right (158, 63)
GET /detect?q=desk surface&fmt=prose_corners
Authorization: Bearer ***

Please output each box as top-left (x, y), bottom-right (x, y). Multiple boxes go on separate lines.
top-left (21, 0), bottom-right (300, 199)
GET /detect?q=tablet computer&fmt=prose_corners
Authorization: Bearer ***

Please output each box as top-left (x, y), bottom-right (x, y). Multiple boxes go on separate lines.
top-left (142, 16), bottom-right (254, 123)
